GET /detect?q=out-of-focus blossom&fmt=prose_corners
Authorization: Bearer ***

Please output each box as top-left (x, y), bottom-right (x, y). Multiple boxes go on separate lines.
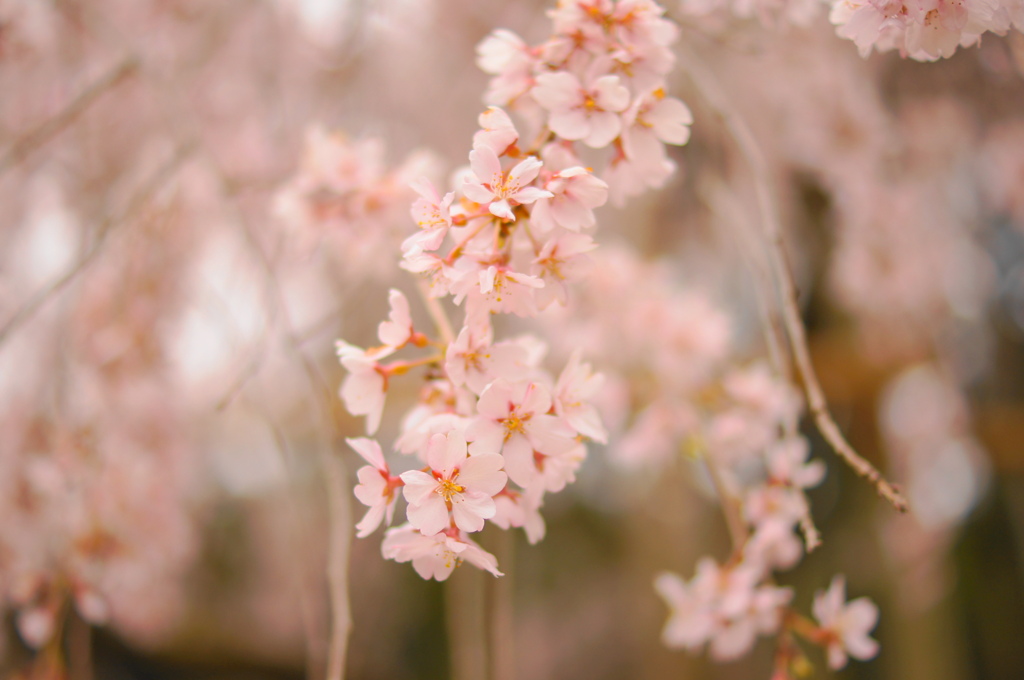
top-left (813, 576), bottom-right (881, 669)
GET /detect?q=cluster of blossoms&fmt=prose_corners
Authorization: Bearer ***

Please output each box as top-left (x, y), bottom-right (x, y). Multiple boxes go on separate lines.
top-left (535, 246), bottom-right (881, 672)
top-left (829, 0), bottom-right (1024, 60)
top-left (652, 417), bottom-right (881, 673)
top-left (0, 211), bottom-right (201, 652)
top-left (477, 0), bottom-right (693, 205)
top-left (274, 128), bottom-right (435, 277)
top-left (651, 370), bottom-right (881, 672)
top-left (675, 0), bottom-right (1024, 63)
top-left (334, 0), bottom-right (693, 580)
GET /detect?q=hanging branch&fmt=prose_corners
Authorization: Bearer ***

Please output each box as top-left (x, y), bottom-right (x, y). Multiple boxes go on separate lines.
top-left (679, 44), bottom-right (909, 514)
top-left (0, 57), bottom-right (139, 175)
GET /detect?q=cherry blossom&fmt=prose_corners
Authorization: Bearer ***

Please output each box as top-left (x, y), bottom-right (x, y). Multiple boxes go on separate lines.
top-left (621, 89), bottom-right (693, 162)
top-left (656, 559), bottom-right (793, 661)
top-left (381, 525), bottom-right (503, 581)
top-left (491, 487), bottom-right (547, 544)
top-left (445, 325), bottom-right (529, 394)
top-left (376, 289), bottom-right (417, 349)
top-left (462, 144), bottom-right (553, 221)
top-left (336, 341), bottom-right (393, 435)
top-left (467, 380), bottom-right (577, 488)
top-left (400, 431), bottom-right (507, 535)
top-left (530, 232), bottom-right (598, 308)
top-left (530, 167), bottom-right (609, 233)
top-left (403, 178), bottom-right (454, 253)
top-left (349, 437), bottom-right (401, 538)
top-left (553, 349), bottom-right (608, 443)
top-left (812, 576), bottom-right (881, 669)
top-left (450, 260), bottom-right (546, 318)
top-left (477, 30), bottom-right (538, 107)
top-left (532, 70), bottom-right (631, 148)
top-left (473, 107), bottom-right (521, 157)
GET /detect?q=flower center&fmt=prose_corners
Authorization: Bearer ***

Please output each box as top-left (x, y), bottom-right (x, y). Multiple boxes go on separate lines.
top-left (503, 412), bottom-right (527, 438)
top-left (437, 477), bottom-right (466, 502)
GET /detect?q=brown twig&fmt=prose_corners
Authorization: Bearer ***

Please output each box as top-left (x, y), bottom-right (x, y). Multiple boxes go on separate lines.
top-left (0, 57), bottom-right (139, 175)
top-left (679, 44), bottom-right (908, 513)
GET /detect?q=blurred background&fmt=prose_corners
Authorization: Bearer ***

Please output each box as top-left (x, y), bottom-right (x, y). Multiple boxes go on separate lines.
top-left (1, 0), bottom-right (1023, 678)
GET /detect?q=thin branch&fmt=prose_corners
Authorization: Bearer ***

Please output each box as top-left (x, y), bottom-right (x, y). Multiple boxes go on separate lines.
top-left (266, 419), bottom-right (329, 680)
top-left (0, 141), bottom-right (195, 348)
top-left (679, 44), bottom-right (908, 513)
top-left (0, 57), bottom-right (139, 175)
top-left (704, 455), bottom-right (749, 550)
top-left (417, 279), bottom-right (456, 346)
top-left (799, 515), bottom-right (822, 553)
top-left (223, 176), bottom-right (354, 680)
top-left (701, 178), bottom-right (789, 381)
top-left (320, 433), bottom-right (354, 680)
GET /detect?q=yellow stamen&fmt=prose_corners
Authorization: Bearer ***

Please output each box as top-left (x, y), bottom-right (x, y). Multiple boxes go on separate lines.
top-left (437, 477), bottom-right (465, 502)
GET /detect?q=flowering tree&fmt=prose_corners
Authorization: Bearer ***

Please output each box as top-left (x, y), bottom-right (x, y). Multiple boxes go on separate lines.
top-left (1, 0), bottom-right (1022, 678)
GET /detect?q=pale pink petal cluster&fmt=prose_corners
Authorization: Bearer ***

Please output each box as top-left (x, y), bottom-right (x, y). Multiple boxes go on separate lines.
top-left (275, 130), bottom-right (435, 276)
top-left (813, 576), bottom-right (881, 669)
top-left (334, 1), bottom-right (698, 583)
top-left (656, 560), bottom-right (793, 660)
top-left (350, 437), bottom-right (402, 538)
top-left (400, 431), bottom-right (507, 535)
top-left (381, 525), bottom-right (503, 581)
top-left (829, 0), bottom-right (1022, 60)
top-left (462, 145), bottom-right (553, 222)
top-left (474, 0), bottom-right (692, 205)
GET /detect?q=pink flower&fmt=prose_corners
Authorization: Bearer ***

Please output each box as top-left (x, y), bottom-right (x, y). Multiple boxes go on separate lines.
top-left (602, 152), bottom-right (675, 206)
top-left (472, 107), bottom-right (521, 157)
top-left (349, 437), bottom-right (400, 538)
top-left (531, 232), bottom-right (598, 308)
top-left (530, 167), bottom-right (609, 233)
top-left (336, 341), bottom-right (394, 435)
top-left (610, 40), bottom-right (675, 92)
top-left (462, 145), bottom-right (552, 221)
top-left (450, 260), bottom-right (546, 318)
top-left (491, 487), bottom-right (547, 544)
top-left (532, 70), bottom-right (631, 148)
top-left (400, 431), bottom-right (507, 535)
top-left (467, 379), bottom-right (577, 488)
top-left (623, 89), bottom-right (693, 150)
top-left (553, 349), bottom-right (607, 443)
top-left (477, 31), bottom-right (537, 107)
top-left (766, 437), bottom-right (826, 489)
top-left (609, 0), bottom-right (680, 48)
top-left (377, 289), bottom-right (415, 348)
top-left (396, 410), bottom-right (470, 459)
top-left (813, 576), bottom-right (880, 669)
top-left (403, 178), bottom-right (454, 253)
top-left (535, 439), bottom-right (588, 493)
top-left (381, 525), bottom-right (503, 580)
top-left (656, 558), bottom-right (791, 661)
top-left (445, 325), bottom-right (529, 394)
top-left (401, 250), bottom-right (453, 297)
top-left (655, 571), bottom-right (715, 651)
